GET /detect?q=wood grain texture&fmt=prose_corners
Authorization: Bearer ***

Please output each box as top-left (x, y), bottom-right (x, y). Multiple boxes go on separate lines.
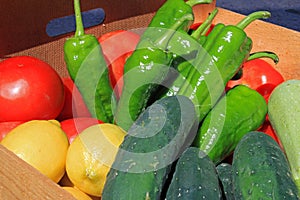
top-left (0, 145), bottom-right (75, 200)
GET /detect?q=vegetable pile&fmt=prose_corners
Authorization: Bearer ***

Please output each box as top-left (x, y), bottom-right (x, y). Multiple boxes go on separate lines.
top-left (0, 0), bottom-right (299, 199)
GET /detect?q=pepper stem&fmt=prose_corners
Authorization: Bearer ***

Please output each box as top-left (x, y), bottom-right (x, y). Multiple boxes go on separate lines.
top-left (247, 51), bottom-right (279, 64)
top-left (191, 8), bottom-right (218, 40)
top-left (186, 0), bottom-right (213, 7)
top-left (154, 13), bottom-right (194, 50)
top-left (232, 51), bottom-right (279, 80)
top-left (236, 11), bottom-right (271, 30)
top-left (74, 0), bottom-right (85, 37)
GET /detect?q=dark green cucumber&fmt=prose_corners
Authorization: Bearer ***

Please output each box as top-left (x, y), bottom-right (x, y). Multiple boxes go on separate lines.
top-left (232, 131), bottom-right (299, 199)
top-left (193, 84), bottom-right (267, 164)
top-left (216, 163), bottom-right (234, 200)
top-left (165, 147), bottom-right (222, 199)
top-left (102, 95), bottom-right (198, 200)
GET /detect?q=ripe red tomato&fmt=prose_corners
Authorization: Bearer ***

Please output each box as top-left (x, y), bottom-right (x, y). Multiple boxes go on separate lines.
top-left (0, 56), bottom-right (65, 122)
top-left (56, 77), bottom-right (91, 121)
top-left (226, 58), bottom-right (284, 102)
top-left (98, 30), bottom-right (140, 99)
top-left (258, 117), bottom-right (280, 144)
top-left (189, 22), bottom-right (215, 35)
top-left (60, 117), bottom-right (102, 143)
top-left (226, 58), bottom-right (284, 144)
top-left (0, 121), bottom-right (24, 141)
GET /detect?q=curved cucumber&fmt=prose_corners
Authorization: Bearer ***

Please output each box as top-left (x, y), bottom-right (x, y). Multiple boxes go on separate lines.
top-left (102, 95), bottom-right (198, 200)
top-left (232, 131), bottom-right (299, 199)
top-left (165, 147), bottom-right (222, 200)
top-left (268, 79), bottom-right (300, 192)
top-left (193, 85), bottom-right (267, 164)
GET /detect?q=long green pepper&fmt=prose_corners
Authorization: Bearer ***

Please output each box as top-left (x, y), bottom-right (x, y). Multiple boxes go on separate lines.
top-left (64, 0), bottom-right (115, 123)
top-left (161, 11), bottom-right (271, 122)
top-left (114, 0), bottom-right (213, 131)
top-left (158, 8), bottom-right (219, 97)
top-left (141, 0), bottom-right (213, 40)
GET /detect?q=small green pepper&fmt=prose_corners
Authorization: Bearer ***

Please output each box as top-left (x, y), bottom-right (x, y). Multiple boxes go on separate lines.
top-left (157, 8), bottom-right (219, 97)
top-left (114, 14), bottom-right (193, 131)
top-left (142, 0), bottom-right (213, 39)
top-left (193, 84), bottom-right (268, 164)
top-left (162, 11), bottom-right (271, 122)
top-left (64, 0), bottom-right (115, 123)
top-left (114, 0), bottom-right (213, 131)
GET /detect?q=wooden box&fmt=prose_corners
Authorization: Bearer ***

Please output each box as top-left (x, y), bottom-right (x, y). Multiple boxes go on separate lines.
top-left (0, 1), bottom-right (299, 199)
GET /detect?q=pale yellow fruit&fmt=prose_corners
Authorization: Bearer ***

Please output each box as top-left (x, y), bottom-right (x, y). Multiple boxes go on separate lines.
top-left (66, 123), bottom-right (126, 197)
top-left (62, 187), bottom-right (93, 200)
top-left (1, 120), bottom-right (69, 183)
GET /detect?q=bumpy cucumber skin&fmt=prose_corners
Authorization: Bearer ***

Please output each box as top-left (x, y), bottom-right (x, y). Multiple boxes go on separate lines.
top-left (193, 85), bottom-right (267, 164)
top-left (165, 147), bottom-right (222, 200)
top-left (268, 80), bottom-right (300, 192)
top-left (102, 96), bottom-right (198, 200)
top-left (232, 131), bottom-right (299, 199)
top-left (216, 163), bottom-right (235, 200)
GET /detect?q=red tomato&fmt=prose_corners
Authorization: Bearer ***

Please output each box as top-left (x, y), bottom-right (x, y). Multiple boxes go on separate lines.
top-left (226, 58), bottom-right (284, 102)
top-left (56, 77), bottom-right (91, 121)
top-left (226, 59), bottom-right (284, 143)
top-left (60, 117), bottom-right (103, 143)
top-left (189, 22), bottom-right (215, 35)
top-left (258, 117), bottom-right (280, 144)
top-left (98, 30), bottom-right (140, 99)
top-left (0, 121), bottom-right (24, 141)
top-left (0, 56), bottom-right (65, 122)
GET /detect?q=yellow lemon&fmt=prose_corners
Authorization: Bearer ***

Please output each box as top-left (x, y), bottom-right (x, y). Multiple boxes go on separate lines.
top-left (62, 187), bottom-right (93, 200)
top-left (1, 120), bottom-right (69, 183)
top-left (65, 123), bottom-right (126, 197)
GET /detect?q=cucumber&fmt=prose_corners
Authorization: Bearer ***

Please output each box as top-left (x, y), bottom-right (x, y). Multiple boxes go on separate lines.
top-left (216, 163), bottom-right (234, 200)
top-left (268, 79), bottom-right (300, 192)
top-left (165, 147), bottom-right (222, 200)
top-left (232, 131), bottom-right (299, 199)
top-left (102, 95), bottom-right (198, 200)
top-left (193, 84), bottom-right (267, 164)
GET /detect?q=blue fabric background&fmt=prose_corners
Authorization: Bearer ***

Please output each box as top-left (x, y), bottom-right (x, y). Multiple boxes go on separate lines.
top-left (217, 0), bottom-right (300, 32)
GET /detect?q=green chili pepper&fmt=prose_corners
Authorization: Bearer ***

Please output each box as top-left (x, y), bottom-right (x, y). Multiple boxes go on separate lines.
top-left (64, 0), bottom-right (115, 123)
top-left (142, 0), bottom-right (213, 39)
top-left (114, 0), bottom-right (213, 131)
top-left (161, 11), bottom-right (271, 122)
top-left (158, 8), bottom-right (219, 97)
top-left (114, 14), bottom-right (193, 131)
top-left (193, 84), bottom-right (268, 164)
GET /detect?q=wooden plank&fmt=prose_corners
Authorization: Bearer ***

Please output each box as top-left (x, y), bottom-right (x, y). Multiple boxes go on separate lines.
top-left (0, 145), bottom-right (76, 200)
